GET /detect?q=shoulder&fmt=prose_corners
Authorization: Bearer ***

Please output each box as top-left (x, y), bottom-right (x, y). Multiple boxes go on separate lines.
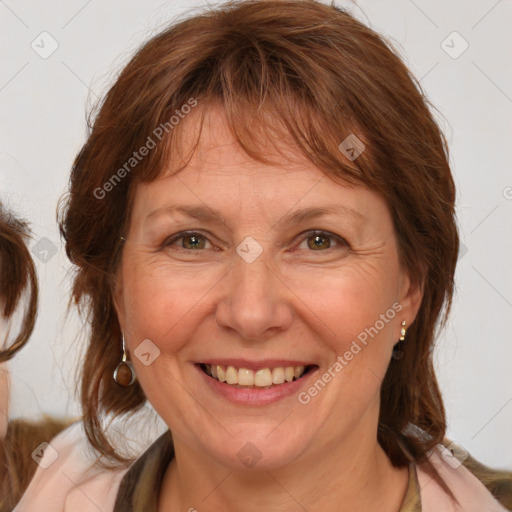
top-left (14, 421), bottom-right (130, 512)
top-left (1, 415), bottom-right (75, 509)
top-left (417, 439), bottom-right (510, 512)
top-left (457, 444), bottom-right (512, 511)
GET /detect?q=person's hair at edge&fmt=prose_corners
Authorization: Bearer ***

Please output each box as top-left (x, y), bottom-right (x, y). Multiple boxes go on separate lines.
top-left (0, 203), bottom-right (75, 509)
top-left (0, 202), bottom-right (38, 362)
top-left (57, 0), bottom-right (463, 497)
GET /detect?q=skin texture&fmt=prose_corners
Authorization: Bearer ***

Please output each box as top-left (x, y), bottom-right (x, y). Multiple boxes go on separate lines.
top-left (113, 107), bottom-right (423, 512)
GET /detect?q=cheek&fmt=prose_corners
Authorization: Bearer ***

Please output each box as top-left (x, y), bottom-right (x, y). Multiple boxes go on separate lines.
top-left (122, 258), bottom-right (192, 333)
top-left (119, 257), bottom-right (223, 368)
top-left (290, 259), bottom-right (400, 348)
top-left (289, 264), bottom-right (402, 421)
top-left (292, 267), bottom-right (401, 428)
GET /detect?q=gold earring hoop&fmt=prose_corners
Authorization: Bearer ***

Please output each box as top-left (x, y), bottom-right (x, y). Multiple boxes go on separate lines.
top-left (113, 334), bottom-right (136, 386)
top-left (399, 320), bottom-right (407, 341)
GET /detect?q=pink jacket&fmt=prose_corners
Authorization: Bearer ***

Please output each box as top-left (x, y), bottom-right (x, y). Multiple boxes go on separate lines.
top-left (14, 423), bottom-right (507, 512)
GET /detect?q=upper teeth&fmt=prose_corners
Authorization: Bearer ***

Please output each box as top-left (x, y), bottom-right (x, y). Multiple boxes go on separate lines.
top-left (205, 364), bottom-right (307, 387)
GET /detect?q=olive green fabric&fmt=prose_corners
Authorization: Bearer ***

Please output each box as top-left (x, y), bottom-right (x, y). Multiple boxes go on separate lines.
top-left (401, 463), bottom-right (422, 512)
top-left (114, 430), bottom-right (174, 511)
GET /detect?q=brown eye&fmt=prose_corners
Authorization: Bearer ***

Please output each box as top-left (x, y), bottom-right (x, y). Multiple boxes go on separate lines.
top-left (181, 233), bottom-right (206, 250)
top-left (307, 233), bottom-right (332, 250)
top-left (296, 230), bottom-right (348, 252)
top-left (163, 231), bottom-right (211, 251)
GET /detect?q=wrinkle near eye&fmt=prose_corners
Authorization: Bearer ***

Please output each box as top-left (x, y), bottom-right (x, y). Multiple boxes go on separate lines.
top-left (349, 240), bottom-right (388, 256)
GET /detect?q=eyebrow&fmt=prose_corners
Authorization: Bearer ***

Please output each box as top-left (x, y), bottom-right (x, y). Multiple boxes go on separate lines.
top-left (145, 203), bottom-right (365, 228)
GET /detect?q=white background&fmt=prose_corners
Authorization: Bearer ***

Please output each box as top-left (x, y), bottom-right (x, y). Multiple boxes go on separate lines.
top-left (1, 0), bottom-right (511, 470)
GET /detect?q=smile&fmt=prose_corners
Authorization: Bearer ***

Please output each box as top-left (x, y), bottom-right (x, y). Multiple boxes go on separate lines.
top-left (198, 363), bottom-right (316, 389)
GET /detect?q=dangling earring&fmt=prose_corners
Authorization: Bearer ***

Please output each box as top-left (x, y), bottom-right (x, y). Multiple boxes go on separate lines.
top-left (113, 334), bottom-right (136, 386)
top-left (392, 321), bottom-right (407, 360)
top-left (399, 320), bottom-right (407, 341)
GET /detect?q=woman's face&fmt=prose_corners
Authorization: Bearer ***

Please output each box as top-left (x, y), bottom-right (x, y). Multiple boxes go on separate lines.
top-left (114, 107), bottom-right (422, 471)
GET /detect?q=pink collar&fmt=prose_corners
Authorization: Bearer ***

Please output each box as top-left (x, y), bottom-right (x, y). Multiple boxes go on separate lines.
top-left (417, 444), bottom-right (507, 511)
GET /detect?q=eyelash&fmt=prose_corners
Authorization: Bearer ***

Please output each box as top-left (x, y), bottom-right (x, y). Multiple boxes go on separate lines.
top-left (161, 230), bottom-right (349, 253)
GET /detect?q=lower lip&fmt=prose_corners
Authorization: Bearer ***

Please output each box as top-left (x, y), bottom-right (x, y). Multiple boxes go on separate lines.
top-left (194, 364), bottom-right (318, 405)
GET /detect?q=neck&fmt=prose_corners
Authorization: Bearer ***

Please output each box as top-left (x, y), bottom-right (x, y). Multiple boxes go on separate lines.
top-left (158, 427), bottom-right (409, 512)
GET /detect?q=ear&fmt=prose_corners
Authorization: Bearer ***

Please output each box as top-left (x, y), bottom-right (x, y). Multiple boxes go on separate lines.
top-left (396, 269), bottom-right (424, 336)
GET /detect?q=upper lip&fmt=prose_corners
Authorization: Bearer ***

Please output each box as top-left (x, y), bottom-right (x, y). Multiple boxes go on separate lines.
top-left (197, 359), bottom-right (317, 371)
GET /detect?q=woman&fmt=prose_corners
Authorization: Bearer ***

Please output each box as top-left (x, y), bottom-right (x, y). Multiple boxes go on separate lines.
top-left (13, 1), bottom-right (512, 510)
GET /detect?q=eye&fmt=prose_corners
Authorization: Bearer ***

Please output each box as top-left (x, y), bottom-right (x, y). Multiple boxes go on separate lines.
top-left (162, 231), bottom-right (213, 251)
top-left (161, 230), bottom-right (348, 253)
top-left (296, 230), bottom-right (348, 251)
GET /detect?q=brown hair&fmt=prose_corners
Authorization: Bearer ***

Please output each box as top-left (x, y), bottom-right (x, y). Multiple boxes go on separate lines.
top-left (0, 203), bottom-right (44, 509)
top-left (0, 203), bottom-right (38, 362)
top-left (0, 416), bottom-right (74, 509)
top-left (58, 0), bottom-right (458, 479)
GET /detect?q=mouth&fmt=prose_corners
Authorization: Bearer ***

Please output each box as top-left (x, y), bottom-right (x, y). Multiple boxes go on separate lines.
top-left (196, 362), bottom-right (318, 390)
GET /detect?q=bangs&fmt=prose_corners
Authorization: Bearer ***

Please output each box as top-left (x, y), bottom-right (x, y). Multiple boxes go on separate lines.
top-left (135, 81), bottom-right (368, 192)
top-left (109, 13), bottom-right (377, 189)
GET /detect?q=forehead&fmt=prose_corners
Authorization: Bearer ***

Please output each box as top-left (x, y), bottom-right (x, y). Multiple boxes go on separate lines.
top-left (164, 104), bottom-right (324, 179)
top-left (129, 105), bottom-right (390, 232)
top-left (140, 110), bottom-right (341, 205)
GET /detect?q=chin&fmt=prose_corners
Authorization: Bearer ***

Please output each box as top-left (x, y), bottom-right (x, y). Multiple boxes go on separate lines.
top-left (206, 425), bottom-right (312, 472)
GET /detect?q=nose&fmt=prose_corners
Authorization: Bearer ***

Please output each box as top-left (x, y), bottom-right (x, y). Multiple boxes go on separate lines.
top-left (215, 252), bottom-right (293, 342)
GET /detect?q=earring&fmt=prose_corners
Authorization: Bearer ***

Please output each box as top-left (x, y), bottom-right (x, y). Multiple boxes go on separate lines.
top-left (392, 321), bottom-right (407, 360)
top-left (113, 335), bottom-right (136, 386)
top-left (399, 320), bottom-right (407, 341)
